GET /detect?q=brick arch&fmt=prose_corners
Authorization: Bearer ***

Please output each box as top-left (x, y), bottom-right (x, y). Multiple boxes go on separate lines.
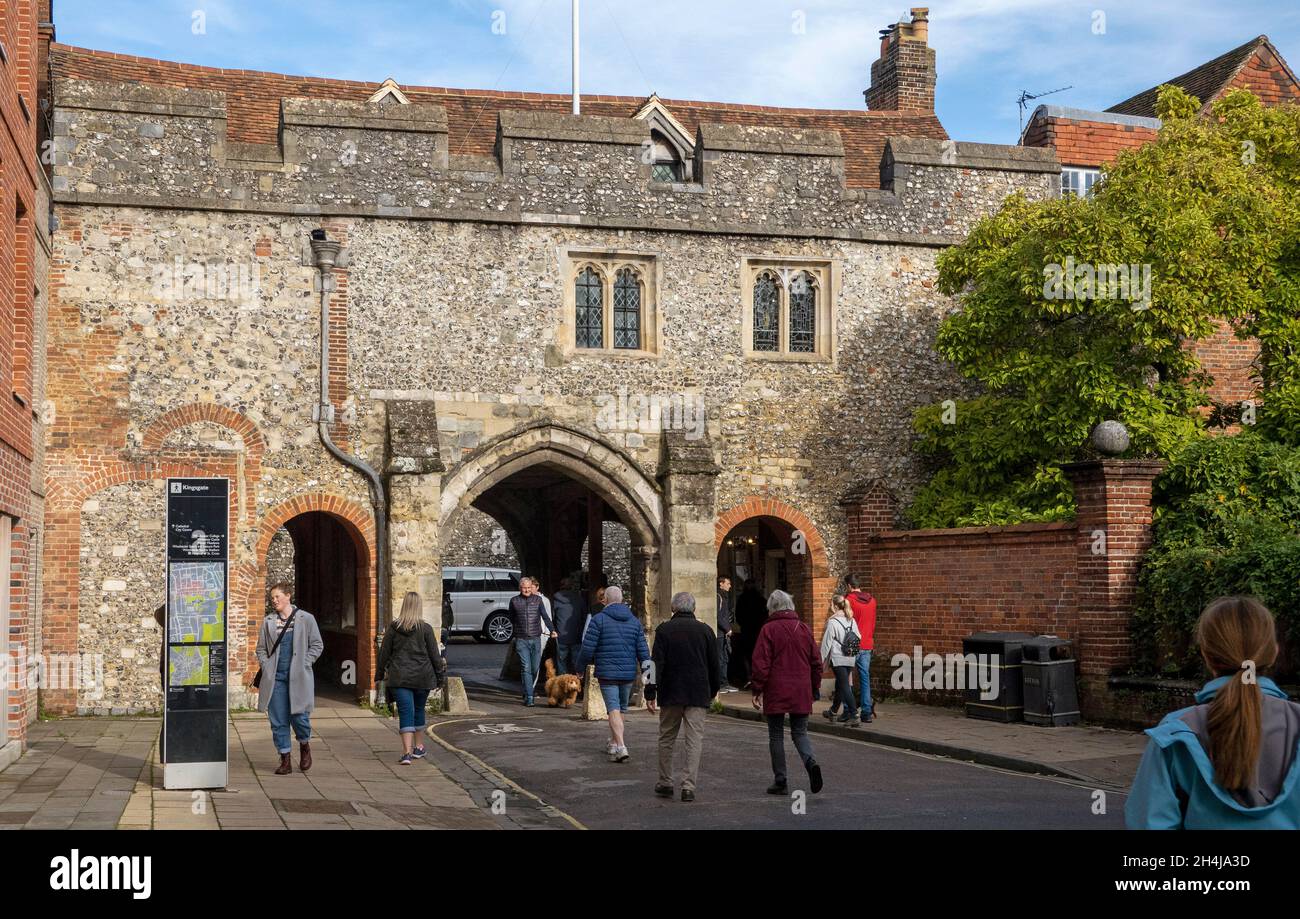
top-left (141, 403), bottom-right (266, 457)
top-left (715, 496), bottom-right (830, 577)
top-left (245, 493), bottom-right (377, 695)
top-left (715, 495), bottom-right (835, 633)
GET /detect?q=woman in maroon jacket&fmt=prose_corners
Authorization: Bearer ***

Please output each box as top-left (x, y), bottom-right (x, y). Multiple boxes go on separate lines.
top-left (750, 590), bottom-right (824, 795)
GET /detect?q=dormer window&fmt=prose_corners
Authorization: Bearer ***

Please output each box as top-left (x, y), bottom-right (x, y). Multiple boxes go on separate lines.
top-left (635, 95), bottom-right (695, 184)
top-left (650, 131), bottom-right (683, 182)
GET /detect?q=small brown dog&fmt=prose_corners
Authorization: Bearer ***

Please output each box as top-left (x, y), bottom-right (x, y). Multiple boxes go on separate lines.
top-left (543, 659), bottom-right (582, 708)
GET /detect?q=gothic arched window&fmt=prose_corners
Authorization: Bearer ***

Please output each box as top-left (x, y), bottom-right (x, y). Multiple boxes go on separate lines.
top-left (613, 267), bottom-right (642, 350)
top-left (753, 272), bottom-right (780, 352)
top-left (788, 272), bottom-right (817, 353)
top-left (575, 267), bottom-right (604, 349)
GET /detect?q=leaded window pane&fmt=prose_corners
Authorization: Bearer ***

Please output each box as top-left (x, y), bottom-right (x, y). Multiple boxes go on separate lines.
top-left (753, 273), bottom-right (779, 352)
top-left (651, 162), bottom-right (678, 182)
top-left (576, 267), bottom-right (603, 349)
top-left (789, 273), bottom-right (816, 353)
top-left (613, 268), bottom-right (641, 350)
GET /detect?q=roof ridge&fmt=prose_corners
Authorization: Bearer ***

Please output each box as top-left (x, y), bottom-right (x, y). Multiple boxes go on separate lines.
top-left (1105, 34), bottom-right (1274, 115)
top-left (50, 42), bottom-right (940, 120)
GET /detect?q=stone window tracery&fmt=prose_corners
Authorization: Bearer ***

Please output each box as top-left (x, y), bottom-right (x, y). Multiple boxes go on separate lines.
top-left (575, 266), bottom-right (605, 349)
top-left (742, 259), bottom-right (834, 361)
top-left (564, 253), bottom-right (659, 357)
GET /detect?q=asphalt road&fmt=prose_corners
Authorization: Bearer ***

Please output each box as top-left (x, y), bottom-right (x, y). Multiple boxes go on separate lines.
top-left (430, 689), bottom-right (1129, 830)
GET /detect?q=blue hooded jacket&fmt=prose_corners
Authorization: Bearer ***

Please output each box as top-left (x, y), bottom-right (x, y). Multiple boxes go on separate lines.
top-left (1125, 676), bottom-right (1300, 829)
top-left (575, 603), bottom-right (649, 683)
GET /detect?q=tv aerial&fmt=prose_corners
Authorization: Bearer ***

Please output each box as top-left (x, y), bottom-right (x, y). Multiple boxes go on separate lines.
top-left (1017, 86), bottom-right (1073, 134)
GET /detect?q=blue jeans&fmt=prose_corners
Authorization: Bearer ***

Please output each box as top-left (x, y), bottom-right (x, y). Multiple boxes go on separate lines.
top-left (855, 650), bottom-right (873, 717)
top-left (556, 642), bottom-right (579, 676)
top-left (599, 680), bottom-right (633, 712)
top-left (517, 637), bottom-right (542, 702)
top-left (392, 687), bottom-right (431, 734)
top-left (268, 679), bottom-right (311, 754)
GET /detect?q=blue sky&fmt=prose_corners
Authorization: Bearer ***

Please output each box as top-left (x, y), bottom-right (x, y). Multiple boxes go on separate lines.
top-left (55, 0), bottom-right (1300, 143)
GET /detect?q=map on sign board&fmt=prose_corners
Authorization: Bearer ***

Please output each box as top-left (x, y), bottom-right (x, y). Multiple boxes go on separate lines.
top-left (169, 562), bottom-right (226, 643)
top-left (169, 646), bottom-right (210, 687)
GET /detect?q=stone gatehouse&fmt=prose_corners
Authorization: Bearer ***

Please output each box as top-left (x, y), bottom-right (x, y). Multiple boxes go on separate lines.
top-left (41, 9), bottom-right (1060, 713)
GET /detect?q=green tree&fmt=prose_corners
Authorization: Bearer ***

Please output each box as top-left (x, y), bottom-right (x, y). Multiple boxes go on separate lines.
top-left (909, 86), bottom-right (1300, 527)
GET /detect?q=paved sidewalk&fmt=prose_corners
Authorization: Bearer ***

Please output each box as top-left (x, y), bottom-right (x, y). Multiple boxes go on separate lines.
top-left (0, 698), bottom-right (569, 830)
top-left (716, 691), bottom-right (1149, 788)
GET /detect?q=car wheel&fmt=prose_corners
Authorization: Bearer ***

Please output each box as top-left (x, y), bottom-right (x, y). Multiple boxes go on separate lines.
top-left (484, 613), bottom-right (514, 644)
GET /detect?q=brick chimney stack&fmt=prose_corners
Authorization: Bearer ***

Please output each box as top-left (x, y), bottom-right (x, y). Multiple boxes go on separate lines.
top-left (865, 7), bottom-right (936, 114)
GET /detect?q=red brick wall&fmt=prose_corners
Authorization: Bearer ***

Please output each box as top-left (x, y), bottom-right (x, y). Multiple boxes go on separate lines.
top-left (1194, 318), bottom-right (1260, 405)
top-left (2, 0), bottom-right (41, 747)
top-left (1022, 115), bottom-right (1157, 169)
top-left (1225, 45), bottom-right (1300, 108)
top-left (846, 461), bottom-right (1164, 719)
top-left (866, 522), bottom-right (1079, 663)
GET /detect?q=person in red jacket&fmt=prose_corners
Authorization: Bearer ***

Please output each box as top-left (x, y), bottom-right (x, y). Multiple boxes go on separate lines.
top-left (844, 574), bottom-right (877, 723)
top-left (750, 589), bottom-right (823, 795)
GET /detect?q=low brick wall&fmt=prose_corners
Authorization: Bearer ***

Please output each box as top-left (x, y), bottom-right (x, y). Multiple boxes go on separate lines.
top-left (868, 521), bottom-right (1079, 658)
top-left (846, 460), bottom-right (1166, 724)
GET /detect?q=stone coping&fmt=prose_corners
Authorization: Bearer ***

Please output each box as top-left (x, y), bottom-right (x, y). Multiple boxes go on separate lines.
top-left (696, 122), bottom-right (844, 157)
top-left (870, 520), bottom-right (1077, 544)
top-left (885, 136), bottom-right (1061, 173)
top-left (282, 96), bottom-right (449, 134)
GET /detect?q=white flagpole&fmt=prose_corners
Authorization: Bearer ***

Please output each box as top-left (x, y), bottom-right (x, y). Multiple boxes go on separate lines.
top-left (572, 0), bottom-right (580, 115)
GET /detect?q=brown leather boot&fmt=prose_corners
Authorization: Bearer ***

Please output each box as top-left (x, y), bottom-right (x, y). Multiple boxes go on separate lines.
top-left (274, 753), bottom-right (292, 775)
top-left (299, 742), bottom-right (312, 772)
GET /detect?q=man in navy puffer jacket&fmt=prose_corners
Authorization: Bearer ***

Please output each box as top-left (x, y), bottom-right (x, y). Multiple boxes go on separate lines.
top-left (576, 586), bottom-right (650, 763)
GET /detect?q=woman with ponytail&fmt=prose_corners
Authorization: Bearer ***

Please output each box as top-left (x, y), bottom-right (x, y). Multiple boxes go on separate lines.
top-left (1126, 596), bottom-right (1300, 829)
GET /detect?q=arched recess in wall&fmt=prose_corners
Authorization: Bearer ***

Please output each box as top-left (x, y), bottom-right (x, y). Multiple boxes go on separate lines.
top-left (140, 403), bottom-right (267, 525)
top-left (41, 459), bottom-right (227, 716)
top-left (714, 496), bottom-right (834, 636)
top-left (248, 494), bottom-right (377, 699)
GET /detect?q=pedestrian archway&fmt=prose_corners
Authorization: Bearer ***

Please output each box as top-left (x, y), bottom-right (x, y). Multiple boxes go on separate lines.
top-left (439, 424), bottom-right (663, 621)
top-left (253, 499), bottom-right (375, 700)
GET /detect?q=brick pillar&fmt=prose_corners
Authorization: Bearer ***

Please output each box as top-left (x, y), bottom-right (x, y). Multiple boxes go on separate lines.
top-left (839, 481), bottom-right (896, 591)
top-left (1062, 459), bottom-right (1164, 715)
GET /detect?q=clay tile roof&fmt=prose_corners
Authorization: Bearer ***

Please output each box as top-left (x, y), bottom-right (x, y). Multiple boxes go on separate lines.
top-left (51, 44), bottom-right (947, 189)
top-left (1106, 35), bottom-right (1271, 117)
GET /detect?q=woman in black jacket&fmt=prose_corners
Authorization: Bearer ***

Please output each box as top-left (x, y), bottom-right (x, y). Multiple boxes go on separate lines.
top-left (377, 591), bottom-right (447, 765)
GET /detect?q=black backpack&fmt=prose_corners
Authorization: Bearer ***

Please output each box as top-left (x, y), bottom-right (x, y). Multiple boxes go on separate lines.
top-left (838, 618), bottom-right (861, 656)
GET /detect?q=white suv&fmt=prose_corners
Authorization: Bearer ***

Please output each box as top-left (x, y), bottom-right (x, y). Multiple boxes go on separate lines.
top-left (442, 567), bottom-right (521, 643)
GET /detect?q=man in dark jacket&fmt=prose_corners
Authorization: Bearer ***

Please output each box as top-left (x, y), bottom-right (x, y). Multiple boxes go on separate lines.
top-left (551, 576), bottom-right (588, 676)
top-left (509, 576), bottom-right (556, 707)
top-left (645, 591), bottom-right (720, 802)
top-left (751, 589), bottom-right (823, 795)
top-left (716, 576), bottom-right (735, 692)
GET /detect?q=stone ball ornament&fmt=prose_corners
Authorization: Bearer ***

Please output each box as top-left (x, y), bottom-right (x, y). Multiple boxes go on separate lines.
top-left (1090, 420), bottom-right (1130, 456)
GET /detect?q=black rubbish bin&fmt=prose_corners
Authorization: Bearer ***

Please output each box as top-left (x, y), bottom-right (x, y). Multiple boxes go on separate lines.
top-left (962, 631), bottom-right (1034, 722)
top-left (1021, 636), bottom-right (1081, 726)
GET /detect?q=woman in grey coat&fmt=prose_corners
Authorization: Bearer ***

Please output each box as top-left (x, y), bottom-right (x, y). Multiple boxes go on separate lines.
top-left (256, 583), bottom-right (324, 775)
